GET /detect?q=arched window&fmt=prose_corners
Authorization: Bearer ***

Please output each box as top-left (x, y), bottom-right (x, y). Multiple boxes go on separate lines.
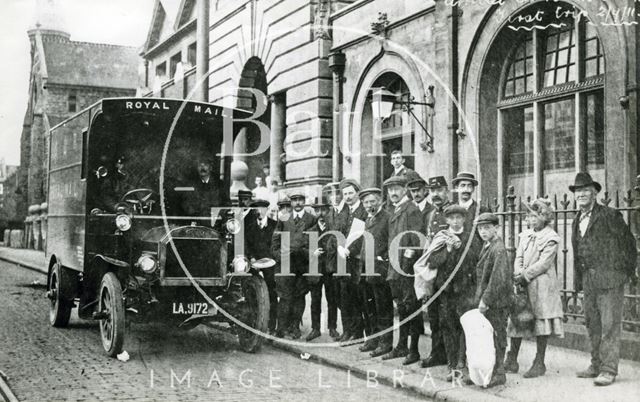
top-left (499, 11), bottom-right (605, 196)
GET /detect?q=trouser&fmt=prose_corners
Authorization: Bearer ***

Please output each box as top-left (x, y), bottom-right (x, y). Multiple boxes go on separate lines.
top-left (483, 307), bottom-right (509, 376)
top-left (262, 267), bottom-right (278, 331)
top-left (309, 273), bottom-right (338, 330)
top-left (359, 280), bottom-right (377, 339)
top-left (339, 278), bottom-right (365, 336)
top-left (439, 292), bottom-right (463, 368)
top-left (370, 281), bottom-right (394, 347)
top-left (275, 274), bottom-right (308, 333)
top-left (389, 277), bottom-right (424, 347)
top-left (427, 293), bottom-right (446, 360)
top-left (583, 284), bottom-right (625, 375)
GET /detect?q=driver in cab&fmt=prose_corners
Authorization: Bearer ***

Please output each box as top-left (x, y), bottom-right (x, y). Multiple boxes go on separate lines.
top-left (180, 158), bottom-right (222, 217)
top-left (93, 155), bottom-right (133, 213)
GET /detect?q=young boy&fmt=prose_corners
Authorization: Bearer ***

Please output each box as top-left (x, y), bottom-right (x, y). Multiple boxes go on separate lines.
top-left (474, 212), bottom-right (513, 387)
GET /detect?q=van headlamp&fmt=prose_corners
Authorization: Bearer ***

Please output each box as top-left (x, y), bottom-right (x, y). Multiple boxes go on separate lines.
top-left (136, 254), bottom-right (157, 273)
top-left (225, 218), bottom-right (241, 235)
top-left (115, 214), bottom-right (132, 231)
top-left (231, 256), bottom-right (250, 273)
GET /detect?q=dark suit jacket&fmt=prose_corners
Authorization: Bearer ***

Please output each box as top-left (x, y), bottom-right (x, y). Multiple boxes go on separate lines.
top-left (387, 199), bottom-right (423, 281)
top-left (572, 203), bottom-right (636, 290)
top-left (359, 208), bottom-right (390, 284)
top-left (308, 219), bottom-right (337, 275)
top-left (425, 200), bottom-right (452, 239)
top-left (415, 200), bottom-right (434, 235)
top-left (271, 210), bottom-right (317, 274)
top-left (181, 179), bottom-right (222, 216)
top-left (334, 202), bottom-right (368, 279)
top-left (474, 238), bottom-right (513, 309)
top-left (463, 200), bottom-right (490, 233)
top-left (244, 217), bottom-right (277, 260)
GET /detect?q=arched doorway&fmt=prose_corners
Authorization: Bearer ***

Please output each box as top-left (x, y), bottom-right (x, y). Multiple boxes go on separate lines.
top-left (478, 2), bottom-right (606, 197)
top-left (235, 57), bottom-right (272, 190)
top-left (360, 72), bottom-right (415, 188)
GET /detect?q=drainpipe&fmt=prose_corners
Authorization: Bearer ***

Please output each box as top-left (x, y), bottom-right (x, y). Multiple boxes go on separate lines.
top-left (196, 0), bottom-right (210, 103)
top-left (450, 4), bottom-right (459, 177)
top-left (329, 51), bottom-right (346, 182)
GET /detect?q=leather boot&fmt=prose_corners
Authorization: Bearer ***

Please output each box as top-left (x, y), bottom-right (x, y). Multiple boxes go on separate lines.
top-left (504, 351), bottom-right (519, 374)
top-left (523, 357), bottom-right (546, 378)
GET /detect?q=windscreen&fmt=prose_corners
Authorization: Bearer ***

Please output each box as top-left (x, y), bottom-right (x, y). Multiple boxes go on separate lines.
top-left (86, 100), bottom-right (239, 216)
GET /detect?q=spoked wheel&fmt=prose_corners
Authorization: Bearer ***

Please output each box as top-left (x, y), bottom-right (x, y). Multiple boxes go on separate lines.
top-left (48, 262), bottom-right (72, 327)
top-left (237, 275), bottom-right (270, 353)
top-left (98, 272), bottom-right (125, 357)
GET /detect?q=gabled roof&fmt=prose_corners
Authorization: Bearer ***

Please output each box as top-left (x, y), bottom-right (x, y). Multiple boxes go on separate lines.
top-left (40, 35), bottom-right (139, 90)
top-left (143, 0), bottom-right (195, 53)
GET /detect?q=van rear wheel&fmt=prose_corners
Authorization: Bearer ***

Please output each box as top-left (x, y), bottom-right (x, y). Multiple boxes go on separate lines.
top-left (98, 272), bottom-right (125, 357)
top-left (48, 262), bottom-right (72, 327)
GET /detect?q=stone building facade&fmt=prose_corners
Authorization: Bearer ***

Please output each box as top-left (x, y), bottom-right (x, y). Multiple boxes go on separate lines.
top-left (16, 0), bottom-right (140, 218)
top-left (141, 0), bottom-right (638, 202)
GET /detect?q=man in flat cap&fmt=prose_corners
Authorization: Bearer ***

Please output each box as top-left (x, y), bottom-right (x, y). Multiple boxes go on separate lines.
top-left (306, 197), bottom-right (340, 341)
top-left (419, 175), bottom-right (451, 369)
top-left (571, 172), bottom-right (636, 386)
top-left (426, 205), bottom-right (482, 381)
top-left (271, 192), bottom-right (316, 339)
top-left (358, 187), bottom-right (394, 357)
top-left (180, 158), bottom-right (224, 216)
top-left (472, 212), bottom-right (513, 387)
top-left (335, 178), bottom-right (370, 343)
top-left (244, 199), bottom-right (279, 334)
top-left (382, 175), bottom-right (424, 365)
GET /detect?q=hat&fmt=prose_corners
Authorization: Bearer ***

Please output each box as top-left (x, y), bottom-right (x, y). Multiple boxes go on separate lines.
top-left (475, 212), bottom-right (499, 226)
top-left (358, 187), bottom-right (382, 200)
top-left (311, 197), bottom-right (330, 208)
top-left (277, 197), bottom-right (291, 207)
top-left (569, 172), bottom-right (602, 193)
top-left (428, 176), bottom-right (448, 188)
top-left (289, 192), bottom-right (306, 200)
top-left (452, 172), bottom-right (478, 186)
top-left (322, 182), bottom-right (341, 192)
top-left (444, 204), bottom-right (467, 217)
top-left (407, 176), bottom-right (428, 190)
top-left (339, 178), bottom-right (361, 192)
top-left (238, 190), bottom-right (253, 199)
top-left (249, 199), bottom-right (270, 208)
top-left (383, 176), bottom-right (407, 188)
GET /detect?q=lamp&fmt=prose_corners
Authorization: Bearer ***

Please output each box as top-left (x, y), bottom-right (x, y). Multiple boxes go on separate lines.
top-left (370, 85), bottom-right (435, 153)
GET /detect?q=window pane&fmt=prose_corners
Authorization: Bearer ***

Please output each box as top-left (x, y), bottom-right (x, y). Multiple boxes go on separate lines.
top-left (504, 107), bottom-right (535, 195)
top-left (557, 49), bottom-right (568, 66)
top-left (526, 39), bottom-right (533, 57)
top-left (568, 65), bottom-right (576, 82)
top-left (546, 34), bottom-right (558, 51)
top-left (515, 78), bottom-right (525, 94)
top-left (559, 30), bottom-right (571, 48)
top-left (526, 58), bottom-right (533, 74)
top-left (544, 98), bottom-right (575, 171)
top-left (544, 71), bottom-right (556, 87)
top-left (585, 39), bottom-right (598, 58)
top-left (599, 58), bottom-right (605, 75)
top-left (545, 53), bottom-right (555, 70)
top-left (585, 91), bottom-right (605, 168)
top-left (556, 67), bottom-right (568, 84)
top-left (515, 60), bottom-right (525, 76)
top-left (526, 75), bottom-right (535, 92)
top-left (504, 81), bottom-right (514, 97)
top-left (585, 59), bottom-right (597, 77)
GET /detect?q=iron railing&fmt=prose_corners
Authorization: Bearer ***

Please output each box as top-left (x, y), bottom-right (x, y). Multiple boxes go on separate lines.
top-left (486, 180), bottom-right (640, 333)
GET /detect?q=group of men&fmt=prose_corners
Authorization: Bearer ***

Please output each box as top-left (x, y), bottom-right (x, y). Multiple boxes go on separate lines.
top-left (239, 149), bottom-right (504, 383)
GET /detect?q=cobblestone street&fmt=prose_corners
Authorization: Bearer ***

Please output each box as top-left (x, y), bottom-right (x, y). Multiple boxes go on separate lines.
top-left (0, 259), bottom-right (424, 401)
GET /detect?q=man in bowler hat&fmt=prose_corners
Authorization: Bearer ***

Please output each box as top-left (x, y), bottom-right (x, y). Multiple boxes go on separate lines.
top-left (271, 192), bottom-right (316, 338)
top-left (451, 172), bottom-right (489, 232)
top-left (306, 197), bottom-right (340, 341)
top-left (358, 187), bottom-right (395, 357)
top-left (571, 172), bottom-right (637, 386)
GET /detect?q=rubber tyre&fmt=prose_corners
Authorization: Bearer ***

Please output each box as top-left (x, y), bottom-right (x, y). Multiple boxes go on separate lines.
top-left (48, 262), bottom-right (72, 327)
top-left (98, 272), bottom-right (125, 357)
top-left (237, 275), bottom-right (270, 353)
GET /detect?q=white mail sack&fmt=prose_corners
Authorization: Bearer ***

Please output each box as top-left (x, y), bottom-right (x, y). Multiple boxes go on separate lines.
top-left (460, 309), bottom-right (495, 387)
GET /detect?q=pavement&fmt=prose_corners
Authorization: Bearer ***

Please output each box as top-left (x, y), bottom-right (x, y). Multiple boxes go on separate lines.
top-left (1, 246), bottom-right (639, 402)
